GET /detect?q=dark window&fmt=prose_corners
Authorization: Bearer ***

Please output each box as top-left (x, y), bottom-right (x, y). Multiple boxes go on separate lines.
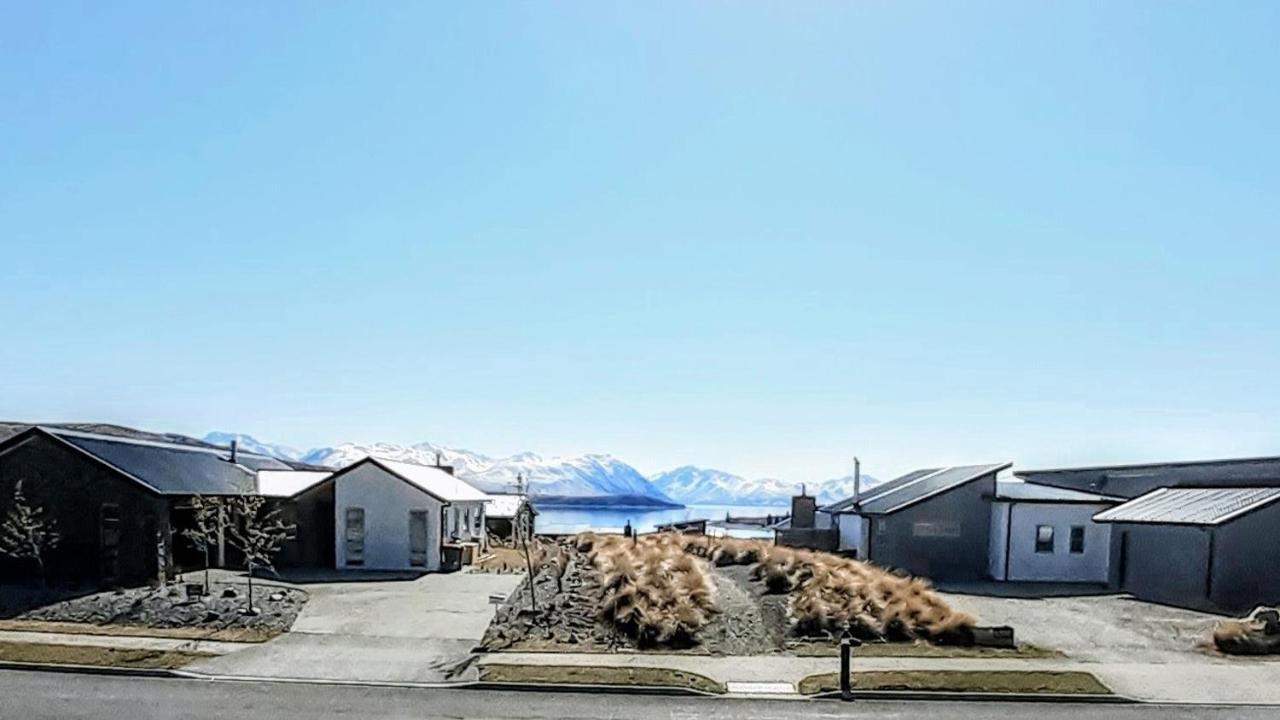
top-left (1069, 526), bottom-right (1085, 554)
top-left (1035, 525), bottom-right (1054, 553)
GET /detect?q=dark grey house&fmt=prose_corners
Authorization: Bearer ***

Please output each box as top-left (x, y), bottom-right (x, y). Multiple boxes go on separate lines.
top-left (1016, 456), bottom-right (1280, 499)
top-left (0, 426), bottom-right (289, 587)
top-left (1093, 487), bottom-right (1280, 613)
top-left (819, 463), bottom-right (1011, 580)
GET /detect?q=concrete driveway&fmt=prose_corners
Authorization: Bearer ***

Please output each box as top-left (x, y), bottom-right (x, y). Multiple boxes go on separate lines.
top-left (188, 571), bottom-right (523, 683)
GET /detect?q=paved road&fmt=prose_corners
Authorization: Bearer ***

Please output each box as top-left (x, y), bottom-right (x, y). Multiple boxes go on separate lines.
top-left (1, 670), bottom-right (1274, 720)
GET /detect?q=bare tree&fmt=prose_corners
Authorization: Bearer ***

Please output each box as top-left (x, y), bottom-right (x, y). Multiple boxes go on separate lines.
top-left (226, 494), bottom-right (295, 614)
top-left (0, 480), bottom-right (61, 588)
top-left (181, 495), bottom-right (223, 595)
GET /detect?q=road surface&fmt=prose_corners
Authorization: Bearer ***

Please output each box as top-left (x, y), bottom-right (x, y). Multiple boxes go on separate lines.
top-left (0, 670), bottom-right (1273, 719)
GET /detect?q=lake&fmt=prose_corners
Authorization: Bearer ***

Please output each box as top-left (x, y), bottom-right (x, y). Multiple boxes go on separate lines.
top-left (533, 503), bottom-right (790, 536)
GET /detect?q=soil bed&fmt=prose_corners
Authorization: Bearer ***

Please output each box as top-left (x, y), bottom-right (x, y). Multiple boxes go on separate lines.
top-left (0, 581), bottom-right (307, 637)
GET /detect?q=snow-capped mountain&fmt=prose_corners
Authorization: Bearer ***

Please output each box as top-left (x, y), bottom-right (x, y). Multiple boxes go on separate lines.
top-left (294, 440), bottom-right (679, 508)
top-left (204, 432), bottom-right (874, 508)
top-left (649, 466), bottom-right (879, 506)
top-left (204, 432), bottom-right (304, 462)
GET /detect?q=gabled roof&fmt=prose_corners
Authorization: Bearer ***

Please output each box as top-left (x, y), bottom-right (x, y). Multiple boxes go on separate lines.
top-left (822, 463), bottom-right (1011, 516)
top-left (484, 493), bottom-right (533, 518)
top-left (371, 458), bottom-right (490, 502)
top-left (257, 470), bottom-right (333, 498)
top-left (1016, 455), bottom-right (1280, 499)
top-left (994, 479), bottom-right (1122, 504)
top-left (1093, 487), bottom-right (1280, 526)
top-left (33, 427), bottom-right (265, 495)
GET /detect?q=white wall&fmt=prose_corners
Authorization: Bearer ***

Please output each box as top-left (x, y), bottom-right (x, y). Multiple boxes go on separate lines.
top-left (835, 513), bottom-right (864, 555)
top-left (334, 463), bottom-right (444, 571)
top-left (995, 502), bottom-right (1112, 583)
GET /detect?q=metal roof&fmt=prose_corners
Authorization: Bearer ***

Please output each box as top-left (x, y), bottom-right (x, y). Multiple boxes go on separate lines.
top-left (821, 463), bottom-right (1010, 516)
top-left (49, 428), bottom-right (258, 495)
top-left (1093, 487), bottom-right (1280, 526)
top-left (256, 470), bottom-right (333, 498)
top-left (376, 459), bottom-right (491, 502)
top-left (1015, 456), bottom-right (1280, 499)
top-left (994, 480), bottom-right (1121, 504)
top-left (484, 493), bottom-right (529, 518)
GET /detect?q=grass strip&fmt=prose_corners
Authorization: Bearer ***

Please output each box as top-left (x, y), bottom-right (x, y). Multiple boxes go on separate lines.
top-left (478, 663), bottom-right (723, 694)
top-left (789, 640), bottom-right (1062, 659)
top-left (0, 640), bottom-right (212, 669)
top-left (798, 669), bottom-right (1111, 696)
top-left (0, 619), bottom-right (279, 643)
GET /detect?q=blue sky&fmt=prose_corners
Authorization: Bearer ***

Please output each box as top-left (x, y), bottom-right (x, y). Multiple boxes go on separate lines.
top-left (2, 2), bottom-right (1278, 481)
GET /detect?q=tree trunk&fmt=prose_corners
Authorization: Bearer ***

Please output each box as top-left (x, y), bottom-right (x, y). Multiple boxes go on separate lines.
top-left (246, 561), bottom-right (255, 614)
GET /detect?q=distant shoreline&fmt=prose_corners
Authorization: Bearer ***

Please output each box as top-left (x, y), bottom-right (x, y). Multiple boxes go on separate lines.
top-left (530, 494), bottom-right (684, 510)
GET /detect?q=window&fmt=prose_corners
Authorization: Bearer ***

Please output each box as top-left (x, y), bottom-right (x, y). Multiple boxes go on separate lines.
top-left (1069, 526), bottom-right (1085, 554)
top-left (409, 511), bottom-right (429, 567)
top-left (1035, 525), bottom-right (1054, 553)
top-left (100, 504), bottom-right (121, 583)
top-left (911, 521), bottom-right (961, 538)
top-left (345, 507), bottom-right (365, 566)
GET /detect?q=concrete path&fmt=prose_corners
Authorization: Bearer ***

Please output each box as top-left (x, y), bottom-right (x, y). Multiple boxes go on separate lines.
top-left (189, 571), bottom-right (523, 683)
top-left (479, 651), bottom-right (1280, 705)
top-left (0, 629), bottom-right (250, 655)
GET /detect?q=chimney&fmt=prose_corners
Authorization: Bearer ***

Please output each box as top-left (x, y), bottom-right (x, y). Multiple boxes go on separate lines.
top-left (853, 456), bottom-right (861, 505)
top-left (230, 439), bottom-right (239, 464)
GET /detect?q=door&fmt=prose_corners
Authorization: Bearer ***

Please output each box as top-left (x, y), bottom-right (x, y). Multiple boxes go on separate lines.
top-left (409, 511), bottom-right (429, 567)
top-left (345, 508), bottom-right (365, 566)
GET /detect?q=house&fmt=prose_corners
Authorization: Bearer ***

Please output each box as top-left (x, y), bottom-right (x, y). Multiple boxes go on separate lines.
top-left (0, 426), bottom-right (288, 587)
top-left (819, 463), bottom-right (1011, 580)
top-left (1093, 487), bottom-right (1280, 612)
top-left (256, 469), bottom-right (335, 569)
top-left (327, 457), bottom-right (489, 571)
top-left (483, 492), bottom-right (534, 540)
top-left (1015, 455), bottom-right (1280, 499)
top-left (987, 479), bottom-right (1121, 583)
top-left (1017, 455), bottom-right (1280, 610)
top-left (775, 489), bottom-right (838, 551)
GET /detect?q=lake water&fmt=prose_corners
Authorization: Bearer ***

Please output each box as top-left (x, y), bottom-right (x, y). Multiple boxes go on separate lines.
top-left (534, 504), bottom-right (790, 536)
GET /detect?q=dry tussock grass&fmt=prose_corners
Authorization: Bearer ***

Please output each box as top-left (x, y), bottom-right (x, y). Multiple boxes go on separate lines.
top-left (691, 536), bottom-right (975, 643)
top-left (576, 532), bottom-right (717, 646)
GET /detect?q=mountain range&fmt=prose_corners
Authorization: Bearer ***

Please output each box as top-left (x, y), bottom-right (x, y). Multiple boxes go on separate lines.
top-left (204, 432), bottom-right (876, 509)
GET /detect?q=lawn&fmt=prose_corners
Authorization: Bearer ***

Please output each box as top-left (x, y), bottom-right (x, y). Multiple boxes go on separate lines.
top-left (798, 669), bottom-right (1111, 695)
top-left (788, 639), bottom-right (1063, 659)
top-left (0, 640), bottom-right (212, 670)
top-left (478, 663), bottom-right (724, 694)
top-left (0, 619), bottom-right (279, 643)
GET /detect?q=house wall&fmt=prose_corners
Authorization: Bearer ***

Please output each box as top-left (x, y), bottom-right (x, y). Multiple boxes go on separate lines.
top-left (1210, 503), bottom-right (1280, 612)
top-left (0, 433), bottom-right (169, 587)
top-left (1000, 502), bottom-right (1111, 583)
top-left (334, 463), bottom-right (444, 571)
top-left (1114, 523), bottom-right (1212, 609)
top-left (866, 474), bottom-right (994, 580)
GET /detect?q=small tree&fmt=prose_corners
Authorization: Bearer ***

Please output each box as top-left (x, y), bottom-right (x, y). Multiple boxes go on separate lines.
top-left (226, 494), bottom-right (295, 615)
top-left (0, 480), bottom-right (61, 588)
top-left (181, 495), bottom-right (222, 595)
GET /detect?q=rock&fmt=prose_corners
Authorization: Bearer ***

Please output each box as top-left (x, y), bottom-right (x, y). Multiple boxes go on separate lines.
top-left (268, 592), bottom-right (285, 602)
top-left (221, 588), bottom-right (238, 599)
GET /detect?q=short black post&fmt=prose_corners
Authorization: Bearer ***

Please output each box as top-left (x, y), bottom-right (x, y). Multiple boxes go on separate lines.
top-left (839, 635), bottom-right (853, 701)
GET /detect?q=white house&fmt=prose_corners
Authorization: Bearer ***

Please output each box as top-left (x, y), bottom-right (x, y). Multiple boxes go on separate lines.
top-left (332, 457), bottom-right (489, 571)
top-left (987, 479), bottom-right (1121, 583)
